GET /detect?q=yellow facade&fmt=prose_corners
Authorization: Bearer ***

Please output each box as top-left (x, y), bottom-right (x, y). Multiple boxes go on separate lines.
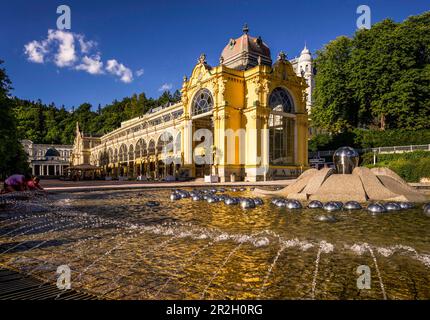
top-left (71, 28), bottom-right (309, 182)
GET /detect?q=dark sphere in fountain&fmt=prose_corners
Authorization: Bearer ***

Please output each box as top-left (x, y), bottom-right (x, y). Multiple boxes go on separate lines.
top-left (286, 200), bottom-right (302, 209)
top-left (367, 203), bottom-right (387, 214)
top-left (192, 195), bottom-right (203, 201)
top-left (384, 202), bottom-right (401, 212)
top-left (225, 197), bottom-right (239, 205)
top-left (170, 193), bottom-right (181, 201)
top-left (333, 146), bottom-right (359, 174)
top-left (253, 198), bottom-right (264, 206)
top-left (423, 203), bottom-right (430, 216)
top-left (207, 196), bottom-right (219, 203)
top-left (146, 201), bottom-right (160, 207)
top-left (308, 200), bottom-right (323, 209)
top-left (324, 201), bottom-right (341, 212)
top-left (179, 190), bottom-right (190, 198)
top-left (344, 201), bottom-right (362, 210)
top-left (217, 195), bottom-right (227, 201)
top-left (271, 198), bottom-right (280, 205)
top-left (240, 198), bottom-right (255, 209)
top-left (399, 202), bottom-right (414, 210)
top-left (274, 199), bottom-right (287, 207)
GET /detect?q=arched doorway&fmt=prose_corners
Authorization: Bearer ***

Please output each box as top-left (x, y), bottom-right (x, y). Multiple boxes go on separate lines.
top-left (128, 144), bottom-right (134, 178)
top-left (156, 132), bottom-right (174, 179)
top-left (268, 87), bottom-right (296, 166)
top-left (191, 88), bottom-right (214, 178)
top-left (148, 139), bottom-right (156, 179)
top-left (118, 144), bottom-right (128, 176)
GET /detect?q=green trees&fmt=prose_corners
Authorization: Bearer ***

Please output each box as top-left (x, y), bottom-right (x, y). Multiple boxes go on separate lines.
top-left (0, 61), bottom-right (28, 179)
top-left (11, 87), bottom-right (182, 145)
top-left (311, 12), bottom-right (430, 133)
top-left (312, 36), bottom-right (355, 132)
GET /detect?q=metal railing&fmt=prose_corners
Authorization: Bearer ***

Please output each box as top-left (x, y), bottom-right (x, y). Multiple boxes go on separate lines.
top-left (309, 144), bottom-right (430, 158)
top-left (370, 144), bottom-right (430, 154)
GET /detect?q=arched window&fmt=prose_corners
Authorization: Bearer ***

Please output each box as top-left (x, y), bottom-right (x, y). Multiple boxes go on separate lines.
top-left (119, 144), bottom-right (127, 162)
top-left (268, 87), bottom-right (295, 165)
top-left (174, 132), bottom-right (181, 154)
top-left (157, 132), bottom-right (174, 154)
top-left (192, 88), bottom-right (213, 116)
top-left (269, 87), bottom-right (294, 113)
top-left (135, 140), bottom-right (141, 159)
top-left (148, 140), bottom-right (156, 156)
top-left (98, 151), bottom-right (103, 166)
top-left (108, 148), bottom-right (113, 163)
top-left (128, 145), bottom-right (134, 161)
top-left (141, 140), bottom-right (148, 157)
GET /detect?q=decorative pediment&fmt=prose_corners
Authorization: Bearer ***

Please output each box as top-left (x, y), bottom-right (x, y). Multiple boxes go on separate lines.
top-left (272, 53), bottom-right (298, 82)
top-left (187, 54), bottom-right (213, 88)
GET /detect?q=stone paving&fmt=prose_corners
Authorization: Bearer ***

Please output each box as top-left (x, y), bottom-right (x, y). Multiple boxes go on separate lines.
top-left (38, 178), bottom-right (296, 193)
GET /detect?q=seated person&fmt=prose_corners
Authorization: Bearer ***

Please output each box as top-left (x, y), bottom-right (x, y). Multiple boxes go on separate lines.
top-left (3, 174), bottom-right (30, 193)
top-left (27, 176), bottom-right (44, 191)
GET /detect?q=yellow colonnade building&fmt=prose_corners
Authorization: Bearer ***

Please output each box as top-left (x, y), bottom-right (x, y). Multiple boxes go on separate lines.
top-left (71, 26), bottom-right (309, 182)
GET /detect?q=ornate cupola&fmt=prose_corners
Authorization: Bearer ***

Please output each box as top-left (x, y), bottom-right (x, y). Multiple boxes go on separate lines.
top-left (220, 24), bottom-right (272, 70)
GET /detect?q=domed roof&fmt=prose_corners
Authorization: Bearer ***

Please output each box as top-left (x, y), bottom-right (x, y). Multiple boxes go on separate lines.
top-left (45, 147), bottom-right (60, 158)
top-left (220, 24), bottom-right (272, 70)
top-left (299, 44), bottom-right (312, 62)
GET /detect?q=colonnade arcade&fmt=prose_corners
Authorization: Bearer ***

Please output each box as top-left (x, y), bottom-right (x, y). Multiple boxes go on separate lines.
top-left (94, 132), bottom-right (182, 180)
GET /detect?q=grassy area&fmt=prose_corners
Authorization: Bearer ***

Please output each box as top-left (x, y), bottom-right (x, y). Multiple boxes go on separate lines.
top-left (362, 151), bottom-right (430, 182)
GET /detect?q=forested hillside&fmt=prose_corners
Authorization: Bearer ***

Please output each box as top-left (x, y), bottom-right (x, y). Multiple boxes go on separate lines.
top-left (12, 90), bottom-right (181, 145)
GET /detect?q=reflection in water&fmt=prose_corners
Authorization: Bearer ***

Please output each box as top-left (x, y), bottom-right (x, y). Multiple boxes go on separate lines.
top-left (0, 188), bottom-right (430, 299)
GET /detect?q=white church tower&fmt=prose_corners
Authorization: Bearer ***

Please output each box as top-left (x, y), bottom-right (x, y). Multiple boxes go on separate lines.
top-left (290, 44), bottom-right (314, 113)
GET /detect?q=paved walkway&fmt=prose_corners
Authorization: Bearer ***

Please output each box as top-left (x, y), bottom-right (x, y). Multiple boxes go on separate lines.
top-left (2, 179), bottom-right (428, 194)
top-left (41, 179), bottom-right (297, 193)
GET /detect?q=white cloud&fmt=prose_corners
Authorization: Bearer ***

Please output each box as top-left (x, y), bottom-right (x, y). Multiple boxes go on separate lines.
top-left (24, 40), bottom-right (48, 63)
top-left (136, 68), bottom-right (144, 77)
top-left (24, 30), bottom-right (135, 83)
top-left (76, 34), bottom-right (97, 54)
top-left (106, 59), bottom-right (133, 83)
top-left (47, 29), bottom-right (77, 67)
top-left (75, 55), bottom-right (104, 75)
top-left (159, 83), bottom-right (173, 91)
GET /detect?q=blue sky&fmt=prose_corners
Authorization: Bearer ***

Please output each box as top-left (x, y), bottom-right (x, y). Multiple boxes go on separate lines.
top-left (0, 0), bottom-right (428, 110)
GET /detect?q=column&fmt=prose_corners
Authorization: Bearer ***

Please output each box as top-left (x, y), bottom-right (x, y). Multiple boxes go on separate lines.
top-left (262, 116), bottom-right (269, 181)
top-left (183, 120), bottom-right (192, 164)
top-left (244, 110), bottom-right (258, 182)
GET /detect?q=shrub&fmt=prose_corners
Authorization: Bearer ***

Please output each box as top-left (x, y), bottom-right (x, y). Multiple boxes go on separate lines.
top-left (363, 151), bottom-right (430, 182)
top-left (309, 129), bottom-right (430, 153)
top-left (353, 129), bottom-right (430, 149)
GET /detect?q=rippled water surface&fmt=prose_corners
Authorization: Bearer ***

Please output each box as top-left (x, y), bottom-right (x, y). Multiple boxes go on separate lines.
top-left (1, 188), bottom-right (429, 300)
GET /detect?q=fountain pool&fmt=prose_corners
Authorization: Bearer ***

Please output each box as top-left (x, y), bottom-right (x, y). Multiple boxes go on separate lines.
top-left (0, 188), bottom-right (429, 300)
